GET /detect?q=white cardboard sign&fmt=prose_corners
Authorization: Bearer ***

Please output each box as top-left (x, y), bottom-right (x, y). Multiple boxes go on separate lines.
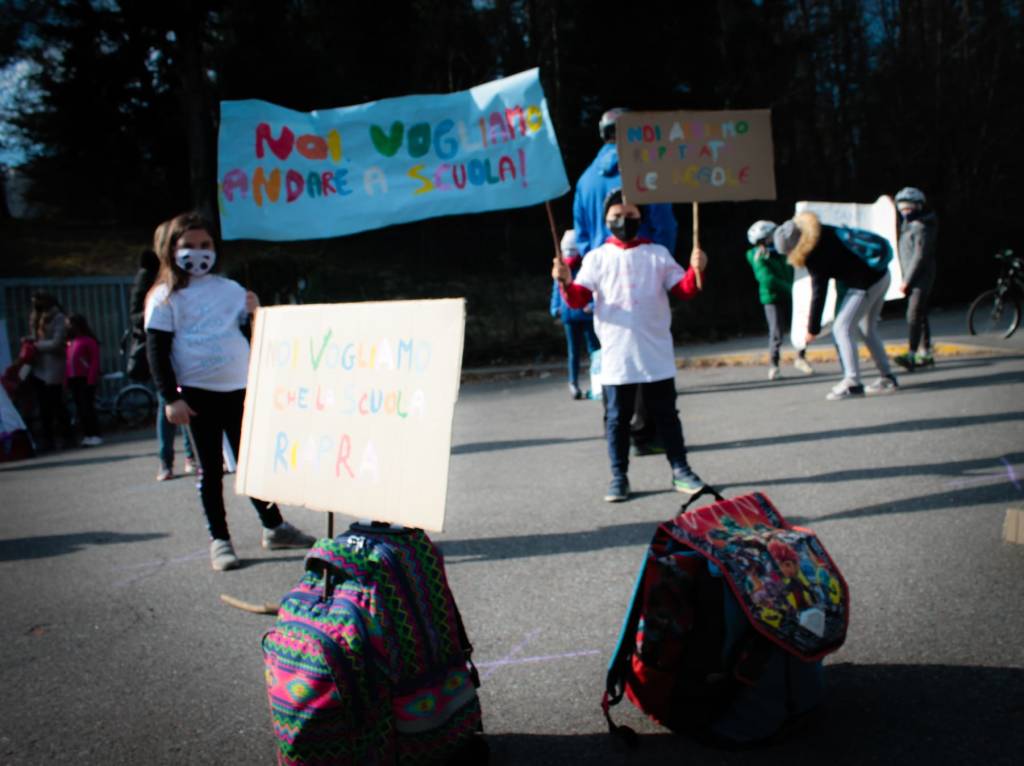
top-left (236, 299), bottom-right (466, 532)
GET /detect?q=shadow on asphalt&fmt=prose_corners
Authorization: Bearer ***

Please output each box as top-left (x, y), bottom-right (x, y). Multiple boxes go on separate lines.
top-left (0, 531), bottom-right (169, 562)
top-left (679, 356), bottom-right (1014, 396)
top-left (691, 411), bottom-right (1024, 454)
top-left (785, 479), bottom-right (1022, 526)
top-left (899, 369), bottom-right (1024, 394)
top-left (484, 663), bottom-right (1024, 765)
top-left (453, 435), bottom-right (602, 455)
top-left (734, 450), bottom-right (1024, 490)
top-left (0, 451), bottom-right (151, 472)
top-left (440, 521), bottom-right (659, 562)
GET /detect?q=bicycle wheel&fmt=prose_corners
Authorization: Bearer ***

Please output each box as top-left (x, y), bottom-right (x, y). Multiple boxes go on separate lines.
top-left (967, 289), bottom-right (1021, 338)
top-left (115, 385), bottom-right (156, 428)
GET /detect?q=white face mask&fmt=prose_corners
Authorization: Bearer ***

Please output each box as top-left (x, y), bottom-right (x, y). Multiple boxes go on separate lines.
top-left (175, 248), bottom-right (216, 276)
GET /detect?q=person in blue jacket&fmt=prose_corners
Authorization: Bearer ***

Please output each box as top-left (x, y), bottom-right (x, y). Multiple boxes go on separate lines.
top-left (550, 229), bottom-right (600, 399)
top-left (572, 108), bottom-right (678, 453)
top-left (573, 108), bottom-right (678, 258)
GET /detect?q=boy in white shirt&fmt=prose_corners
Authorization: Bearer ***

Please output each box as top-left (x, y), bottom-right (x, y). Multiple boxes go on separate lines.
top-left (552, 189), bottom-right (708, 502)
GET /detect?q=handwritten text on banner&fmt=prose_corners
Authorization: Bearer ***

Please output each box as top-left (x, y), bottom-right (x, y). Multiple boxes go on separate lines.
top-left (616, 109), bottom-right (776, 204)
top-left (236, 299), bottom-right (466, 532)
top-left (218, 69), bottom-right (569, 241)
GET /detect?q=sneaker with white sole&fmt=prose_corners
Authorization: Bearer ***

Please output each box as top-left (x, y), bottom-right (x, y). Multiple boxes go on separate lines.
top-left (672, 467), bottom-right (706, 495)
top-left (80, 435), bottom-right (103, 447)
top-left (210, 539), bottom-right (240, 571)
top-left (262, 521), bottom-right (316, 550)
top-left (793, 356), bottom-right (814, 375)
top-left (604, 476), bottom-right (630, 502)
top-left (825, 381), bottom-right (865, 401)
top-left (768, 365), bottom-right (781, 381)
top-left (865, 375), bottom-right (899, 395)
top-left (156, 466), bottom-right (173, 482)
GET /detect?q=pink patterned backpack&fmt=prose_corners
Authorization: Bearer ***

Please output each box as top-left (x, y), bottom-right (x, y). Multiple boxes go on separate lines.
top-left (263, 523), bottom-right (487, 764)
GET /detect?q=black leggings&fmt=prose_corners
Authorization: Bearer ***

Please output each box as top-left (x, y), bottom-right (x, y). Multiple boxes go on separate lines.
top-left (30, 376), bottom-right (71, 446)
top-left (181, 387), bottom-right (283, 541)
top-left (906, 281), bottom-right (933, 354)
top-left (68, 378), bottom-right (100, 438)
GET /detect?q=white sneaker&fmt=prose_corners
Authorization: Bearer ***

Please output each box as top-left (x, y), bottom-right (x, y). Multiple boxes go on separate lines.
top-left (80, 436), bottom-right (104, 447)
top-left (210, 539), bottom-right (240, 571)
top-left (793, 356), bottom-right (814, 375)
top-left (865, 375), bottom-right (899, 395)
top-left (826, 381), bottom-right (865, 401)
top-left (768, 365), bottom-right (781, 381)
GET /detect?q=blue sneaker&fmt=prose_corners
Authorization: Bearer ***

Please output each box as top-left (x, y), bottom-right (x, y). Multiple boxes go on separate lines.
top-left (672, 468), bottom-right (705, 495)
top-left (604, 476), bottom-right (630, 503)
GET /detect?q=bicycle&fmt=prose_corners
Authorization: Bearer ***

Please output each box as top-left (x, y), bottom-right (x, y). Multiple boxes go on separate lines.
top-left (966, 249), bottom-right (1023, 338)
top-left (95, 371), bottom-right (157, 428)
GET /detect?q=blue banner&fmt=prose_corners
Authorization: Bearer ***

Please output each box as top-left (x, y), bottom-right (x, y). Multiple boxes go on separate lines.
top-left (217, 69), bottom-right (568, 241)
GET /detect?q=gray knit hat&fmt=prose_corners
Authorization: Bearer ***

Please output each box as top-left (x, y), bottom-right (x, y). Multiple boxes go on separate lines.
top-left (773, 219), bottom-right (801, 255)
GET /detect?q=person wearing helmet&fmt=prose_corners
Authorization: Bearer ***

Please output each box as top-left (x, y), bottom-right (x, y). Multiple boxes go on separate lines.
top-left (572, 107), bottom-right (678, 258)
top-left (745, 220), bottom-right (813, 380)
top-left (892, 187), bottom-right (939, 371)
top-left (550, 228), bottom-right (601, 399)
top-left (572, 107), bottom-right (680, 455)
top-left (553, 188), bottom-right (708, 503)
top-left (773, 212), bottom-right (898, 400)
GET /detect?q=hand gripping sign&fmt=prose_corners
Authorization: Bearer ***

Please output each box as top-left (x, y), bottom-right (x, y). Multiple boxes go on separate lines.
top-left (615, 109), bottom-right (777, 288)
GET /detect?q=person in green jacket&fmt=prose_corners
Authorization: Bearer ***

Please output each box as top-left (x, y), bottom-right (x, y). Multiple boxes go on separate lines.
top-left (745, 220), bottom-right (814, 380)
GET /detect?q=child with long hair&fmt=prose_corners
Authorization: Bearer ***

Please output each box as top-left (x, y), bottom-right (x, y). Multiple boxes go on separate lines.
top-left (144, 211), bottom-right (314, 571)
top-left (24, 291), bottom-right (71, 450)
top-left (65, 313), bottom-right (103, 446)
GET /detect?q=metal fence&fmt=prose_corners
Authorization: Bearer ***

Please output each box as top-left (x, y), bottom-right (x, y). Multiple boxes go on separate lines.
top-left (1, 276), bottom-right (136, 399)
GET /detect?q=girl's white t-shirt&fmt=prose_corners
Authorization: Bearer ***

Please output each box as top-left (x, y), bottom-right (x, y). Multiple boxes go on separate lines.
top-left (573, 241), bottom-right (685, 385)
top-left (144, 275), bottom-right (252, 391)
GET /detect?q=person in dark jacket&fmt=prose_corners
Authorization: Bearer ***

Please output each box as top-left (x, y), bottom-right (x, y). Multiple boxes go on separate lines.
top-left (892, 187), bottom-right (939, 371)
top-left (550, 229), bottom-right (600, 399)
top-left (129, 222), bottom-right (195, 480)
top-left (572, 108), bottom-right (679, 454)
top-left (773, 212), bottom-right (897, 400)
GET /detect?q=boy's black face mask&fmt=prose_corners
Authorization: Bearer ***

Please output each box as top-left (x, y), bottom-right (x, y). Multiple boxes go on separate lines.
top-left (607, 216), bottom-right (641, 242)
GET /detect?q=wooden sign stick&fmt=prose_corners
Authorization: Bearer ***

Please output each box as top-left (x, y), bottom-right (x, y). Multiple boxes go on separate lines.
top-left (692, 201), bottom-right (704, 290)
top-left (545, 201), bottom-right (562, 263)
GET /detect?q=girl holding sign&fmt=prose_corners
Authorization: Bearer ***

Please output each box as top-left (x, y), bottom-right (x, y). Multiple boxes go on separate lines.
top-left (145, 212), bottom-right (315, 571)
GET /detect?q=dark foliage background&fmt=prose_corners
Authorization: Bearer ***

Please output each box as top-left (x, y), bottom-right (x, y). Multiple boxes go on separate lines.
top-left (2, 0), bottom-right (1022, 363)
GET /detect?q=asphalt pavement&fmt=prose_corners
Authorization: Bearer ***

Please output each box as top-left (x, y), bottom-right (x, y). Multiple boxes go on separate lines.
top-left (2, 307), bottom-right (1023, 765)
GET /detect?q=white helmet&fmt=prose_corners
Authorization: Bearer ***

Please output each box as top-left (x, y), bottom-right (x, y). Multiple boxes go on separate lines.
top-left (894, 187), bottom-right (926, 206)
top-left (560, 229), bottom-right (578, 254)
top-left (599, 107), bottom-right (628, 140)
top-left (747, 220), bottom-right (778, 245)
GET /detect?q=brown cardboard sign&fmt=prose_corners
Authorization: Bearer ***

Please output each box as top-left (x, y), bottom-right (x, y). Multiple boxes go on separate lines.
top-left (616, 109), bottom-right (776, 204)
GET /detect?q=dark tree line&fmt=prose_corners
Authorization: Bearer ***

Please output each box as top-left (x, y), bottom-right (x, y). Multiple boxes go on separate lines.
top-left (3, 0), bottom-right (1023, 339)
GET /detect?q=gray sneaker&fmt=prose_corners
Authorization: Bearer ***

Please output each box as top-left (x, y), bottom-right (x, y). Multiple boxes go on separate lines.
top-left (865, 375), bottom-right (899, 395)
top-left (210, 539), bottom-right (240, 571)
top-left (672, 468), bottom-right (706, 495)
top-left (604, 476), bottom-right (630, 503)
top-left (262, 521), bottom-right (316, 550)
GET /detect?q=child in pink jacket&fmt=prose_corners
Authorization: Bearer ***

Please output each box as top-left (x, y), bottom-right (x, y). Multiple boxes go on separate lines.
top-left (66, 314), bottom-right (103, 446)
